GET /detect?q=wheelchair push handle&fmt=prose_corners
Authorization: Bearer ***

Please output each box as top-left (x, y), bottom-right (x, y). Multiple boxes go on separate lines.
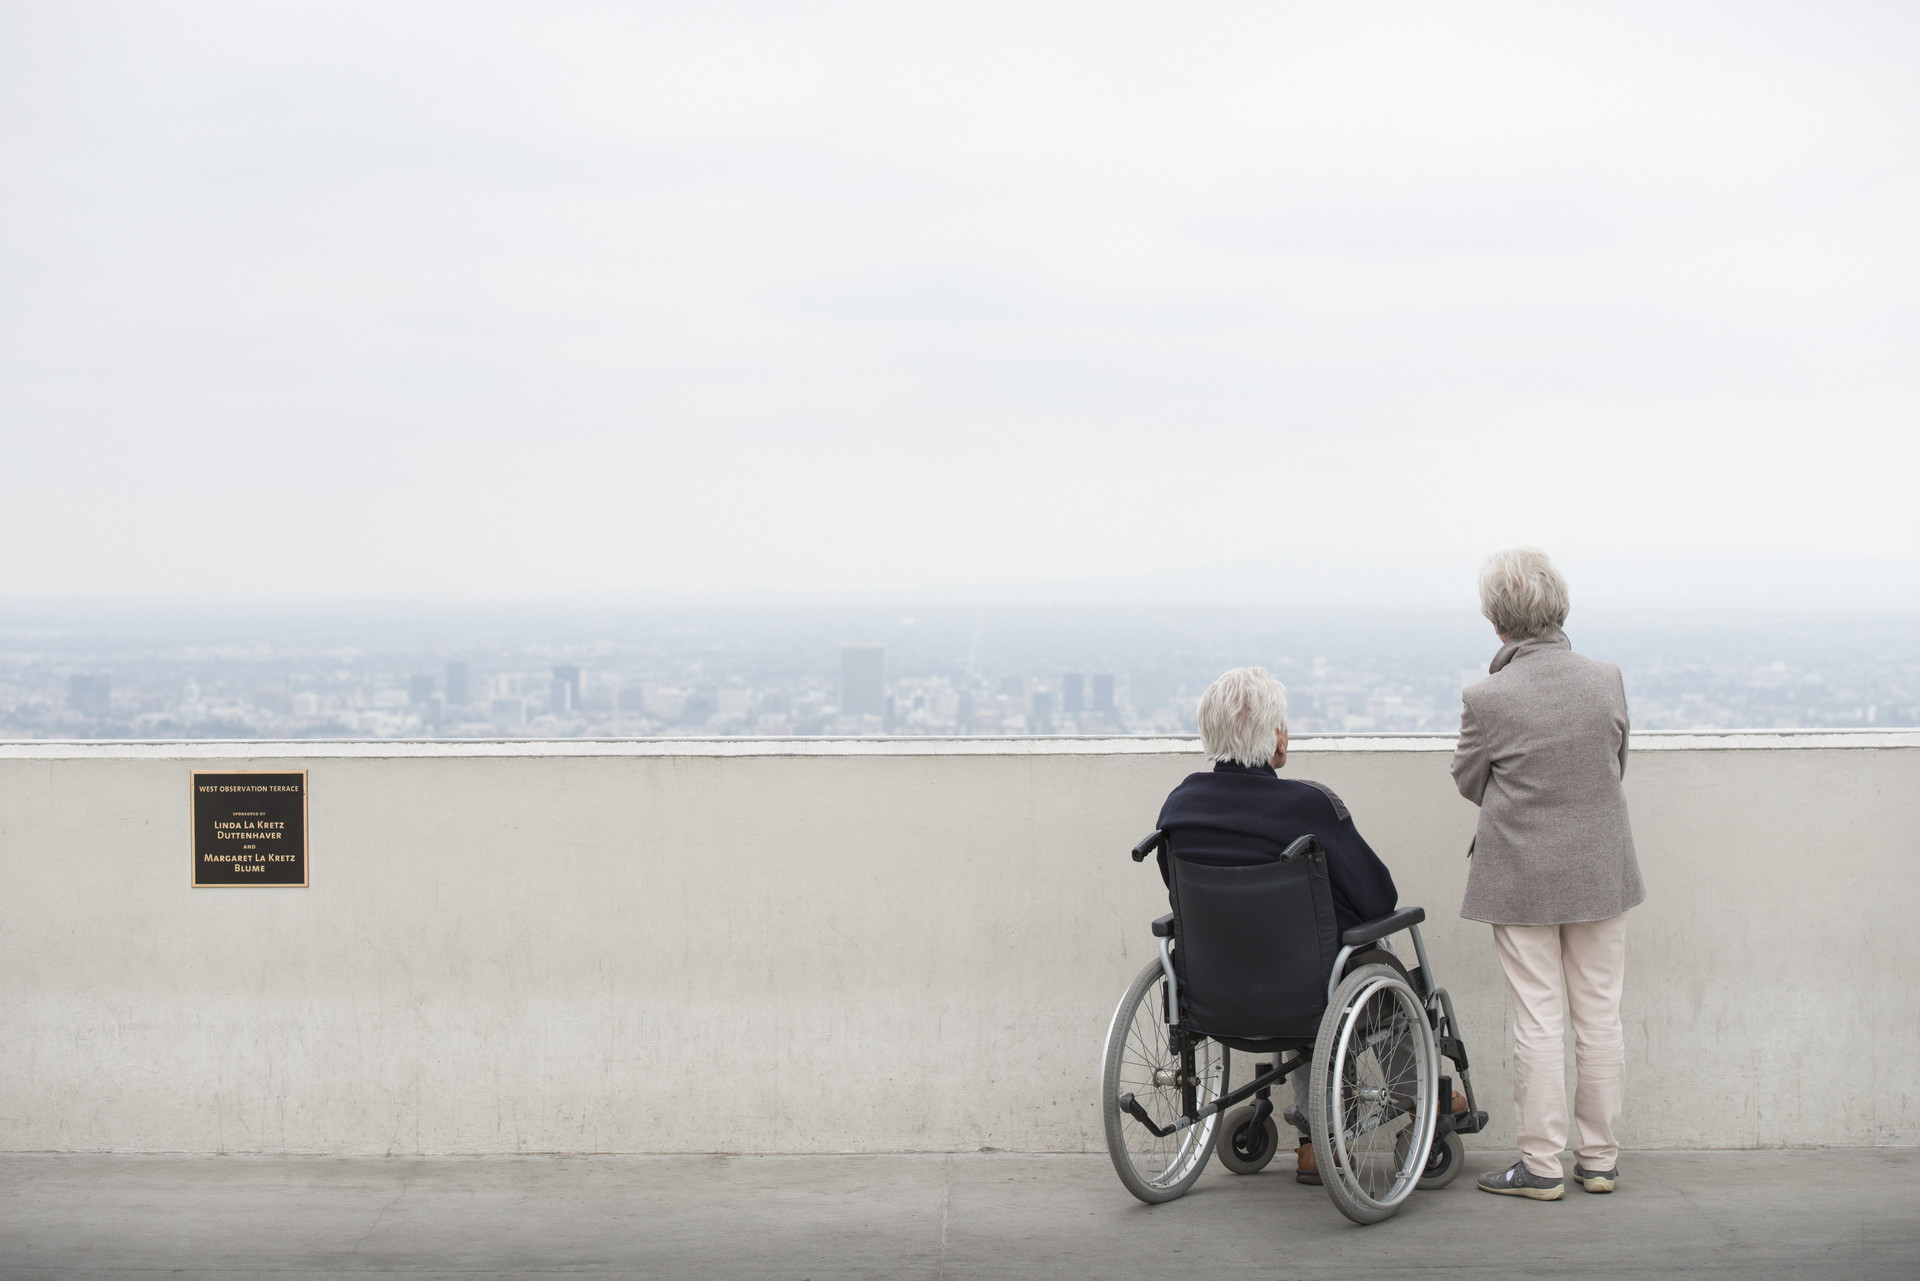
top-left (1134, 830), bottom-right (1316, 862)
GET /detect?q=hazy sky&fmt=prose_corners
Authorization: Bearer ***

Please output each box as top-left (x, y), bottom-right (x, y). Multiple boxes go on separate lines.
top-left (3, 2), bottom-right (1916, 607)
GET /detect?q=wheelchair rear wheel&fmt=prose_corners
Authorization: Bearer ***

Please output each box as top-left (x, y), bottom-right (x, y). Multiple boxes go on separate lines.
top-left (1101, 959), bottom-right (1227, 1203)
top-left (1306, 963), bottom-right (1438, 1224)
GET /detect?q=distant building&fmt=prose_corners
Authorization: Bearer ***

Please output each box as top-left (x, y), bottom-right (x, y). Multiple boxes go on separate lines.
top-left (1093, 673), bottom-right (1115, 713)
top-left (409, 674), bottom-right (435, 705)
top-left (66, 674), bottom-right (110, 718)
top-left (841, 644), bottom-right (885, 716)
top-left (956, 691), bottom-right (975, 732)
top-left (1030, 687), bottom-right (1053, 733)
top-left (552, 664), bottom-right (582, 713)
top-left (549, 677), bottom-right (573, 715)
top-left (1062, 672), bottom-right (1084, 715)
top-left (446, 662), bottom-right (470, 708)
top-left (490, 697), bottom-right (526, 727)
top-left (645, 689), bottom-right (687, 720)
top-left (617, 687), bottom-right (648, 713)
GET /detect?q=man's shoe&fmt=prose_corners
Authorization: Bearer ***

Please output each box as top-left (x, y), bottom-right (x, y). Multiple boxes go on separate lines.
top-left (1476, 1160), bottom-right (1565, 1200)
top-left (1573, 1164), bottom-right (1618, 1193)
top-left (1295, 1141), bottom-right (1322, 1186)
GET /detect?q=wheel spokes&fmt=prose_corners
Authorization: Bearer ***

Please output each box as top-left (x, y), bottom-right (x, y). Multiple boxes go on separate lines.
top-left (1113, 977), bottom-right (1221, 1186)
top-left (1327, 978), bottom-right (1430, 1206)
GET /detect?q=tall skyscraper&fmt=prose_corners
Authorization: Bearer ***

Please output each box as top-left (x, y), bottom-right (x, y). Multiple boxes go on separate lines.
top-left (1092, 672), bottom-right (1115, 713)
top-left (1029, 687), bottom-right (1054, 733)
top-left (552, 664), bottom-right (582, 714)
top-left (1062, 672), bottom-right (1084, 715)
top-left (445, 662), bottom-right (470, 708)
top-left (840, 644), bottom-right (885, 716)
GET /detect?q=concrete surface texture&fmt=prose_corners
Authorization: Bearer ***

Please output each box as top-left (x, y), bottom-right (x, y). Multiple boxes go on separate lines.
top-left (1, 1150), bottom-right (1915, 1279)
top-left (1, 732), bottom-right (1917, 1154)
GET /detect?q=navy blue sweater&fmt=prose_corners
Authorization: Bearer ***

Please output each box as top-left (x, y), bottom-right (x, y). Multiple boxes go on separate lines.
top-left (1155, 761), bottom-right (1399, 936)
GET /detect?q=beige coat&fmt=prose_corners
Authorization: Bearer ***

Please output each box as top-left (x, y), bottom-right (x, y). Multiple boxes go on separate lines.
top-left (1451, 627), bottom-right (1645, 925)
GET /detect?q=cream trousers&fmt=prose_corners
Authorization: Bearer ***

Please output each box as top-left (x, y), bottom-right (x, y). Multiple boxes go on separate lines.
top-left (1492, 913), bottom-right (1630, 1178)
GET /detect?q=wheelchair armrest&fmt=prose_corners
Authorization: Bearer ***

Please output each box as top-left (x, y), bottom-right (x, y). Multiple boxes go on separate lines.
top-left (1151, 913), bottom-right (1175, 938)
top-left (1131, 829), bottom-right (1167, 862)
top-left (1342, 906), bottom-right (1426, 947)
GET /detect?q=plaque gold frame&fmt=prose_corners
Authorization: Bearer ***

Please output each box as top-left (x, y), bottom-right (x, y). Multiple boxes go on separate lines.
top-left (190, 768), bottom-right (310, 888)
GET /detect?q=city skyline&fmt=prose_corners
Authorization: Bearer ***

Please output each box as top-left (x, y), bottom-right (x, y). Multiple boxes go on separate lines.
top-left (6, 603), bottom-right (1913, 742)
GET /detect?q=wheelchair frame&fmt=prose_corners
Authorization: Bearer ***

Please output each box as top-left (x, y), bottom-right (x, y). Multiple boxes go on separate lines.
top-left (1103, 829), bottom-right (1488, 1222)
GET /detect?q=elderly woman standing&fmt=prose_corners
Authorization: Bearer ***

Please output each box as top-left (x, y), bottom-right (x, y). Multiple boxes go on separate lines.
top-left (1453, 548), bottom-right (1644, 1201)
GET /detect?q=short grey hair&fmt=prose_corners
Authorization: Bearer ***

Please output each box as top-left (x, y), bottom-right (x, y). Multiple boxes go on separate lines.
top-left (1196, 667), bottom-right (1288, 766)
top-left (1478, 547), bottom-right (1571, 639)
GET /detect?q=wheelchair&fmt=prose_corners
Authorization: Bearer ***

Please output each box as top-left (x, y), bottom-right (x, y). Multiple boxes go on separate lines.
top-left (1100, 829), bottom-right (1488, 1224)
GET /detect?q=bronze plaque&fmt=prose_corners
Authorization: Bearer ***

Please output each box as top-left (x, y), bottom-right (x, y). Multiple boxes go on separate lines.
top-left (192, 771), bottom-right (308, 887)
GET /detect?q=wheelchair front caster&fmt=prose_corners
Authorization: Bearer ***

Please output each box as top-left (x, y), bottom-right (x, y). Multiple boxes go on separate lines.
top-left (1395, 1128), bottom-right (1465, 1189)
top-left (1216, 1105), bottom-right (1281, 1175)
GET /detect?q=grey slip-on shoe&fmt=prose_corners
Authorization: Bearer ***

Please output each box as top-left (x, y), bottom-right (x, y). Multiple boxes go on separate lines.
top-left (1477, 1159), bottom-right (1566, 1200)
top-left (1574, 1164), bottom-right (1618, 1193)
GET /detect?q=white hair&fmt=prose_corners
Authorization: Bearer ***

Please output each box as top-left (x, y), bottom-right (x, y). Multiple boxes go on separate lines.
top-left (1478, 546), bottom-right (1571, 639)
top-left (1196, 667), bottom-right (1288, 766)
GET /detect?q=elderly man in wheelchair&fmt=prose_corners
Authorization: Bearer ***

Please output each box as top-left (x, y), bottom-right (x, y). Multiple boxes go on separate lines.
top-left (1100, 668), bottom-right (1487, 1224)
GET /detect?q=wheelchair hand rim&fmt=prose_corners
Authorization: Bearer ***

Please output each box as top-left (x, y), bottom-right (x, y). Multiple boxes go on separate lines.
top-left (1325, 971), bottom-right (1438, 1214)
top-left (1101, 959), bottom-right (1226, 1199)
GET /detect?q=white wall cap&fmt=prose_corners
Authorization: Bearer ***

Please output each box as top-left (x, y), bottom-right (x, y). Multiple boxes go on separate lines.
top-left (0, 728), bottom-right (1914, 760)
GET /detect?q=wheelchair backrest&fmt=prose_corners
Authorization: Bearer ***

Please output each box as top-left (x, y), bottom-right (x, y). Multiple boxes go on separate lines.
top-left (1166, 832), bottom-right (1340, 1042)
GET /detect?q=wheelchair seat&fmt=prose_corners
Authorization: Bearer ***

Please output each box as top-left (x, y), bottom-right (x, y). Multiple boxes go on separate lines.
top-left (1163, 831), bottom-right (1340, 1048)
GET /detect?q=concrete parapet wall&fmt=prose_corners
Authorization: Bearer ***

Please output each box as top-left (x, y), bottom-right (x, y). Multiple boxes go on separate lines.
top-left (2, 732), bottom-right (1915, 1154)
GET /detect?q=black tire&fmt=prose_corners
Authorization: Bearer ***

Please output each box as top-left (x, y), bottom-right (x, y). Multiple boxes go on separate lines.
top-left (1100, 959), bottom-right (1226, 1203)
top-left (1216, 1105), bottom-right (1281, 1175)
top-left (1396, 1126), bottom-right (1466, 1189)
top-left (1343, 947), bottom-right (1410, 986)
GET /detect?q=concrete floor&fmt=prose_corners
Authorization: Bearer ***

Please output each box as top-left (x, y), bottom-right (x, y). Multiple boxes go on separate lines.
top-left (1, 1149), bottom-right (1915, 1280)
